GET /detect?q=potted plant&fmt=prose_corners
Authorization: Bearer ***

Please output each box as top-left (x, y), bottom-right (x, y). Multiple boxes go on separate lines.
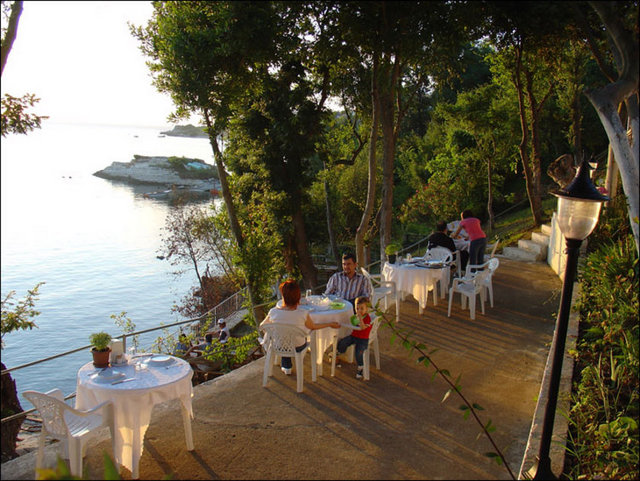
top-left (89, 331), bottom-right (112, 368)
top-left (385, 243), bottom-right (402, 264)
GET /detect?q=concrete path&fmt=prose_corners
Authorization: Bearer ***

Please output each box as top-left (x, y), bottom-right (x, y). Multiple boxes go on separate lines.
top-left (2, 258), bottom-right (562, 480)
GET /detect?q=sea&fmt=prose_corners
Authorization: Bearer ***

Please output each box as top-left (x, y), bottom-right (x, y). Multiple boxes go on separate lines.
top-left (1, 121), bottom-right (219, 409)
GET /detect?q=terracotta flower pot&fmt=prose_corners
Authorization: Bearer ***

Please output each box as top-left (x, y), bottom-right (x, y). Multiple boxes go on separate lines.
top-left (92, 348), bottom-right (111, 368)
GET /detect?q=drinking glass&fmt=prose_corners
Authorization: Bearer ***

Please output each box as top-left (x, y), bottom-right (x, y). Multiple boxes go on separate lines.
top-left (127, 346), bottom-right (137, 361)
top-left (407, 253), bottom-right (412, 262)
top-left (306, 289), bottom-right (312, 299)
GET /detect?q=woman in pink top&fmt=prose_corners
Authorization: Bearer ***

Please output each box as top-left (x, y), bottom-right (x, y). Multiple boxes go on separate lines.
top-left (452, 210), bottom-right (487, 267)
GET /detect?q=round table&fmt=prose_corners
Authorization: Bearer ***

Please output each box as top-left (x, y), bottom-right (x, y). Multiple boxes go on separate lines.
top-left (75, 354), bottom-right (194, 478)
top-left (382, 261), bottom-right (449, 313)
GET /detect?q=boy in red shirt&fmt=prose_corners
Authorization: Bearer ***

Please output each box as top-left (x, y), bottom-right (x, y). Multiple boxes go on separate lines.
top-left (335, 296), bottom-right (372, 379)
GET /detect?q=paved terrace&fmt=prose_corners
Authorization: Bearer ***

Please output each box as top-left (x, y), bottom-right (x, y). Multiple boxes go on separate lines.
top-left (2, 258), bottom-right (564, 480)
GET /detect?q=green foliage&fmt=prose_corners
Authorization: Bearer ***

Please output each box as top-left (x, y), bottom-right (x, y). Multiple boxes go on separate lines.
top-left (565, 235), bottom-right (639, 479)
top-left (35, 452), bottom-right (125, 480)
top-left (1, 93), bottom-right (48, 137)
top-left (384, 242), bottom-right (402, 255)
top-left (111, 311), bottom-right (139, 351)
top-left (89, 332), bottom-right (111, 352)
top-left (200, 331), bottom-right (259, 372)
top-left (1, 282), bottom-right (44, 349)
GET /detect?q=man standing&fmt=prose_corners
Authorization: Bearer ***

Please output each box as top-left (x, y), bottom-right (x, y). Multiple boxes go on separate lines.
top-left (324, 252), bottom-right (371, 310)
top-left (427, 220), bottom-right (469, 272)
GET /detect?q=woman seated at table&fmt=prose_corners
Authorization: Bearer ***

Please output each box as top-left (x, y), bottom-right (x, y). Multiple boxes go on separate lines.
top-left (451, 210), bottom-right (487, 267)
top-left (261, 279), bottom-right (340, 375)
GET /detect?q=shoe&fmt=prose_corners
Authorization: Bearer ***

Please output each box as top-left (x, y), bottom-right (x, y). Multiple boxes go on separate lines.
top-left (355, 368), bottom-right (363, 380)
top-left (281, 367), bottom-right (292, 375)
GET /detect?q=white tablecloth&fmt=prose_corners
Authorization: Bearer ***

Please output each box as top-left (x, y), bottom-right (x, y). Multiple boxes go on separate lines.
top-left (277, 297), bottom-right (354, 375)
top-left (454, 238), bottom-right (470, 252)
top-left (382, 261), bottom-right (448, 313)
top-left (76, 355), bottom-right (194, 478)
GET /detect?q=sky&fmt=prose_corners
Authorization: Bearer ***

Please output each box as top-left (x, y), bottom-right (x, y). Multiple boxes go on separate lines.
top-left (1, 1), bottom-right (185, 128)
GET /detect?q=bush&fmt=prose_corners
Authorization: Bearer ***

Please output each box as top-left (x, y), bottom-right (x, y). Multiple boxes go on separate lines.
top-left (564, 235), bottom-right (639, 479)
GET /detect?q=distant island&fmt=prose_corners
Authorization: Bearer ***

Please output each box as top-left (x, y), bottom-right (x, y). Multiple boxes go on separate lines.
top-left (94, 155), bottom-right (220, 192)
top-left (160, 124), bottom-right (208, 138)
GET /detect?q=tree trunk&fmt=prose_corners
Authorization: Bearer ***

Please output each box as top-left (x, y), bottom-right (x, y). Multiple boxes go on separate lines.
top-left (378, 59), bottom-right (398, 262)
top-left (204, 111), bottom-right (263, 328)
top-left (1, 365), bottom-right (23, 462)
top-left (356, 52), bottom-right (379, 267)
top-left (487, 155), bottom-right (494, 231)
top-left (291, 205), bottom-right (318, 289)
top-left (513, 48), bottom-right (543, 226)
top-left (585, 1), bottom-right (639, 256)
top-left (586, 88), bottom-right (639, 255)
top-left (323, 162), bottom-right (340, 267)
top-left (0, 1), bottom-right (23, 76)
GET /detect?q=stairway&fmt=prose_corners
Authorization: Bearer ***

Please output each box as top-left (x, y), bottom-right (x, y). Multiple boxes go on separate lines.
top-left (502, 223), bottom-right (552, 262)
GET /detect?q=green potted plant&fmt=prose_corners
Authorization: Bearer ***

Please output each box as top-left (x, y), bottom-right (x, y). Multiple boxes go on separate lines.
top-left (89, 331), bottom-right (112, 368)
top-left (385, 242), bottom-right (402, 264)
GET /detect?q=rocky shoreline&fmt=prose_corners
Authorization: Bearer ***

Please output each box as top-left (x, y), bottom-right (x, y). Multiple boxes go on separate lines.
top-left (93, 155), bottom-right (220, 192)
top-left (160, 124), bottom-right (208, 138)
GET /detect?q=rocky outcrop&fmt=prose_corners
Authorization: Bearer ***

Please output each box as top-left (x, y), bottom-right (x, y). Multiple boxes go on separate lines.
top-left (94, 155), bottom-right (219, 190)
top-left (160, 124), bottom-right (208, 138)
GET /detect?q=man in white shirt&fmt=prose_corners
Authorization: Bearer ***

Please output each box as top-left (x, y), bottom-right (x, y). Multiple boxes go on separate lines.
top-left (217, 318), bottom-right (230, 344)
top-left (324, 252), bottom-right (371, 311)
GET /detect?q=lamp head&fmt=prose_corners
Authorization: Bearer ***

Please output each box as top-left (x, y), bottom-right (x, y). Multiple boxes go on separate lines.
top-left (552, 157), bottom-right (609, 240)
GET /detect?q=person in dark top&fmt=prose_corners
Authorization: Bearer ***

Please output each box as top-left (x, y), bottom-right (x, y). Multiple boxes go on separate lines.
top-left (427, 220), bottom-right (469, 272)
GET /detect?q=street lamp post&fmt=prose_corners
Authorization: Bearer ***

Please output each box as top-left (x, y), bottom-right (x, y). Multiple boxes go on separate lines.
top-left (531, 157), bottom-right (609, 480)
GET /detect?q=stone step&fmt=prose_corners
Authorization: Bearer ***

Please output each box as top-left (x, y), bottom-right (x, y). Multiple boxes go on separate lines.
top-left (517, 239), bottom-right (547, 261)
top-left (503, 246), bottom-right (540, 262)
top-left (531, 232), bottom-right (550, 246)
top-left (541, 224), bottom-right (552, 236)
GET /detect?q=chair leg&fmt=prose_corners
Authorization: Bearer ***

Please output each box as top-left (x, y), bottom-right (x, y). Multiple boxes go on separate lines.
top-left (181, 402), bottom-right (194, 451)
top-left (294, 354), bottom-right (304, 393)
top-left (488, 283), bottom-right (494, 308)
top-left (330, 337), bottom-right (337, 377)
top-left (262, 350), bottom-right (273, 387)
top-left (469, 294), bottom-right (476, 320)
top-left (35, 432), bottom-right (46, 479)
top-left (373, 338), bottom-right (380, 370)
top-left (448, 290), bottom-right (454, 317)
top-left (395, 293), bottom-right (400, 323)
top-left (480, 289), bottom-right (486, 315)
top-left (68, 437), bottom-right (83, 478)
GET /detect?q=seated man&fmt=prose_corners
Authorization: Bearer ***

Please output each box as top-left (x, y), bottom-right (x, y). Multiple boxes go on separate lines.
top-left (185, 332), bottom-right (214, 357)
top-left (173, 333), bottom-right (192, 357)
top-left (324, 252), bottom-right (371, 311)
top-left (427, 220), bottom-right (469, 272)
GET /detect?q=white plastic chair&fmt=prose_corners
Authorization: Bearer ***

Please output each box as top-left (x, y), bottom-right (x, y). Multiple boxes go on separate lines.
top-left (447, 266), bottom-right (492, 320)
top-left (465, 258), bottom-right (500, 307)
top-left (331, 315), bottom-right (381, 380)
top-left (23, 389), bottom-right (115, 479)
top-left (261, 323), bottom-right (309, 393)
top-left (424, 246), bottom-right (454, 299)
top-left (361, 267), bottom-right (399, 322)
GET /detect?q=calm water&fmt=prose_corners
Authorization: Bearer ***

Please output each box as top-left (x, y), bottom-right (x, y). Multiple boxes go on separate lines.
top-left (1, 121), bottom-right (217, 407)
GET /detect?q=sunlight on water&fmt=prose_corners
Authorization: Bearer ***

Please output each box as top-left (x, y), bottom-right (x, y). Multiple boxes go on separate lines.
top-left (1, 122), bottom-right (218, 406)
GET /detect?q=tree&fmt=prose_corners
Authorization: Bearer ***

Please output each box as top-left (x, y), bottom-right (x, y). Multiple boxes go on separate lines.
top-left (576, 1), bottom-right (639, 255)
top-left (1, 282), bottom-right (43, 461)
top-left (1, 1), bottom-right (47, 137)
top-left (132, 1), bottom-right (281, 324)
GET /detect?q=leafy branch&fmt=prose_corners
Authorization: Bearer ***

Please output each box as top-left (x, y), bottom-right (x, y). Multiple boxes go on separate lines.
top-left (376, 307), bottom-right (516, 480)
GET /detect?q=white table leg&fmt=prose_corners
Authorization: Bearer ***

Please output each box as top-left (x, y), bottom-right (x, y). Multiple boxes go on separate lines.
top-left (181, 402), bottom-right (194, 451)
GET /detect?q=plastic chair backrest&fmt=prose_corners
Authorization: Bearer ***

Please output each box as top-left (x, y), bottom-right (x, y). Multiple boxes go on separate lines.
top-left (23, 390), bottom-right (71, 438)
top-left (368, 315), bottom-right (380, 342)
top-left (425, 246), bottom-right (453, 263)
top-left (487, 257), bottom-right (499, 273)
top-left (261, 323), bottom-right (308, 355)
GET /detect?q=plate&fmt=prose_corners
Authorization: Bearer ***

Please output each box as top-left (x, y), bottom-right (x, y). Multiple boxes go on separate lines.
top-left (94, 371), bottom-right (125, 383)
top-left (149, 355), bottom-right (173, 366)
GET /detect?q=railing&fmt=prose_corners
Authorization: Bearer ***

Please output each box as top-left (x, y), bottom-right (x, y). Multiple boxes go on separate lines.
top-left (1, 239), bottom-right (431, 425)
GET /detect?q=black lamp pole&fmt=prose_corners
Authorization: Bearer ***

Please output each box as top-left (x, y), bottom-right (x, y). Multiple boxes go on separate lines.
top-left (531, 158), bottom-right (608, 480)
